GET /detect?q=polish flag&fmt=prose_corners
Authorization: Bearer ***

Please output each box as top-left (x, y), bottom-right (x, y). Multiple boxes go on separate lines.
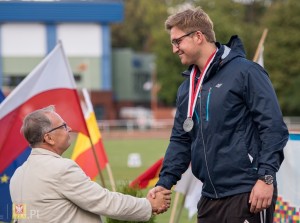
top-left (0, 42), bottom-right (89, 173)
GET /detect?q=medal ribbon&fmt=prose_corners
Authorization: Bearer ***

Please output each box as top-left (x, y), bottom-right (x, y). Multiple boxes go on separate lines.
top-left (187, 49), bottom-right (217, 119)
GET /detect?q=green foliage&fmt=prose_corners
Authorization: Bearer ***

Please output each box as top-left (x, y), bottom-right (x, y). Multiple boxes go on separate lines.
top-left (195, 0), bottom-right (265, 56)
top-left (105, 183), bottom-right (157, 223)
top-left (111, 0), bottom-right (168, 52)
top-left (154, 29), bottom-right (186, 106)
top-left (262, 0), bottom-right (300, 115)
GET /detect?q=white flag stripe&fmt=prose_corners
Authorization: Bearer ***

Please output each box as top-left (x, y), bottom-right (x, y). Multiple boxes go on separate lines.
top-left (175, 166), bottom-right (203, 219)
top-left (0, 41), bottom-right (75, 119)
top-left (82, 88), bottom-right (94, 115)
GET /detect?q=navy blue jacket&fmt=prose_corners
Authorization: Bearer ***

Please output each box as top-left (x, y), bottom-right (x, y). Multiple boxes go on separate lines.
top-left (156, 36), bottom-right (289, 199)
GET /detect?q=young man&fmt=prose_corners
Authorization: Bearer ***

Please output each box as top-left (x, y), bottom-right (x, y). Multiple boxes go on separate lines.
top-left (10, 105), bottom-right (171, 222)
top-left (149, 7), bottom-right (288, 223)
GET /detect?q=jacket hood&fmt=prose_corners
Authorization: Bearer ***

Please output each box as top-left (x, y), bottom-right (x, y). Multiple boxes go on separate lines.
top-left (182, 35), bottom-right (246, 77)
top-left (224, 35), bottom-right (246, 58)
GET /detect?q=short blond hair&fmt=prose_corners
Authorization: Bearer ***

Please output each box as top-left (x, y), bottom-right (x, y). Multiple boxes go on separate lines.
top-left (165, 7), bottom-right (216, 43)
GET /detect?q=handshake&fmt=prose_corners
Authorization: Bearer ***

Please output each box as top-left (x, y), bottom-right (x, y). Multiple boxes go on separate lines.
top-left (146, 186), bottom-right (172, 215)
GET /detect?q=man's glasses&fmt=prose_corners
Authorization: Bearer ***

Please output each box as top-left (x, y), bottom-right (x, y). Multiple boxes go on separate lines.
top-left (46, 123), bottom-right (68, 133)
top-left (171, 31), bottom-right (197, 48)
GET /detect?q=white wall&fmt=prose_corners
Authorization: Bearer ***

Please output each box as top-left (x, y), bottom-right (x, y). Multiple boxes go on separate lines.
top-left (0, 23), bottom-right (103, 57)
top-left (1, 23), bottom-right (46, 56)
top-left (57, 23), bottom-right (102, 57)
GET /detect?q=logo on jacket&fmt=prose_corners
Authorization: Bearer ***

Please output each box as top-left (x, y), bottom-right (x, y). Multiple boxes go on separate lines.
top-left (215, 83), bottom-right (223, 88)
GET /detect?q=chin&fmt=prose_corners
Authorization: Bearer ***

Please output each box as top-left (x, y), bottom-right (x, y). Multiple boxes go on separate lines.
top-left (180, 59), bottom-right (187, 65)
top-left (180, 58), bottom-right (190, 65)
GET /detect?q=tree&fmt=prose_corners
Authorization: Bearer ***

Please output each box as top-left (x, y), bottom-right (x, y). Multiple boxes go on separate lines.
top-left (111, 0), bottom-right (168, 52)
top-left (262, 0), bottom-right (300, 115)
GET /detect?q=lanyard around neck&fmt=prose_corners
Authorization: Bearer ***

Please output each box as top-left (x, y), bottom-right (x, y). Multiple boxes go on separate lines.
top-left (186, 49), bottom-right (217, 119)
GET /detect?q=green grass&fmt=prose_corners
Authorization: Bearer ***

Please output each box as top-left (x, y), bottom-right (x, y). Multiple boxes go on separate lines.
top-left (64, 138), bottom-right (197, 223)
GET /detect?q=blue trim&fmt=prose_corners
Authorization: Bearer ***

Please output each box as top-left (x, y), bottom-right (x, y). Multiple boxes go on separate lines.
top-left (194, 110), bottom-right (200, 124)
top-left (289, 133), bottom-right (300, 141)
top-left (101, 25), bottom-right (111, 90)
top-left (0, 26), bottom-right (2, 88)
top-left (206, 87), bottom-right (212, 121)
top-left (46, 24), bottom-right (57, 54)
top-left (0, 2), bottom-right (124, 23)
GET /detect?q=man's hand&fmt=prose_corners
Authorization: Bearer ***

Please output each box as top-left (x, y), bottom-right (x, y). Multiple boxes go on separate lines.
top-left (147, 186), bottom-right (172, 214)
top-left (148, 186), bottom-right (166, 199)
top-left (249, 180), bottom-right (274, 213)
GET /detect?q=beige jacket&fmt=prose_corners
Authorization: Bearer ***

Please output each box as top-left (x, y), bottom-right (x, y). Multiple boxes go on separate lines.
top-left (10, 148), bottom-right (152, 223)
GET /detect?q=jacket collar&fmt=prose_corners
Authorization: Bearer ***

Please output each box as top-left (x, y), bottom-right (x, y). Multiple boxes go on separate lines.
top-left (30, 148), bottom-right (61, 158)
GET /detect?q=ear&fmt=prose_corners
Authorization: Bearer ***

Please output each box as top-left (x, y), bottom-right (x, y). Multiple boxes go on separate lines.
top-left (43, 133), bottom-right (55, 146)
top-left (195, 31), bottom-right (205, 44)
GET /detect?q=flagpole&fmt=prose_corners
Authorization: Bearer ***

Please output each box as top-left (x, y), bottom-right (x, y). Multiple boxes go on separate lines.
top-left (169, 191), bottom-right (180, 223)
top-left (105, 163), bottom-right (116, 192)
top-left (253, 28), bottom-right (268, 63)
top-left (175, 194), bottom-right (186, 223)
top-left (88, 137), bottom-right (106, 187)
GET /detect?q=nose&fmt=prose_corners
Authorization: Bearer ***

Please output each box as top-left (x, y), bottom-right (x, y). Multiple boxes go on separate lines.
top-left (67, 125), bottom-right (72, 132)
top-left (172, 44), bottom-right (179, 53)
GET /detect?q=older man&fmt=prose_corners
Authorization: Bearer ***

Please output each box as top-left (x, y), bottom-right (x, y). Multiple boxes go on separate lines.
top-left (10, 105), bottom-right (171, 222)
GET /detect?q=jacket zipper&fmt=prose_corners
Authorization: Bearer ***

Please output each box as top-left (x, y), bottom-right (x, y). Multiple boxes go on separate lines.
top-left (206, 87), bottom-right (212, 121)
top-left (199, 88), bottom-right (218, 198)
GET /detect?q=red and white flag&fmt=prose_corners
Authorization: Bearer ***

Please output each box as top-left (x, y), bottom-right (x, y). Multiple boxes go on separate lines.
top-left (0, 42), bottom-right (89, 173)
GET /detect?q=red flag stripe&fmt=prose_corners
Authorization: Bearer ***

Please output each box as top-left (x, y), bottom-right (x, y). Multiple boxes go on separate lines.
top-left (0, 89), bottom-right (87, 173)
top-left (74, 140), bottom-right (108, 179)
top-left (129, 158), bottom-right (163, 189)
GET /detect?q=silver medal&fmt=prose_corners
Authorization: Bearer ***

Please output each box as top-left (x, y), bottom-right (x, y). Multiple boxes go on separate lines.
top-left (183, 117), bottom-right (194, 132)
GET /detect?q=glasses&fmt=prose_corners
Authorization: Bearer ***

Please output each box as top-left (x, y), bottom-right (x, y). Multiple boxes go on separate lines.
top-left (171, 31), bottom-right (197, 48)
top-left (46, 123), bottom-right (68, 133)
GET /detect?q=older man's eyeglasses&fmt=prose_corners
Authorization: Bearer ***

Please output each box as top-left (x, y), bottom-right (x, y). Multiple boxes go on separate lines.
top-left (46, 123), bottom-right (68, 133)
top-left (171, 31), bottom-right (197, 48)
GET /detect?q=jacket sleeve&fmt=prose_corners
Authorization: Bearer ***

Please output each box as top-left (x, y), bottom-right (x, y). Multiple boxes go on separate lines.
top-left (244, 63), bottom-right (289, 177)
top-left (59, 159), bottom-right (152, 221)
top-left (156, 83), bottom-right (192, 189)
